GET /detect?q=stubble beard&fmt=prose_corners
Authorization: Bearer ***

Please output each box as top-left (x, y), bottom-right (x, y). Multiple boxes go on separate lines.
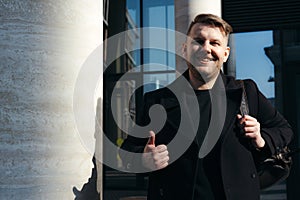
top-left (188, 62), bottom-right (210, 82)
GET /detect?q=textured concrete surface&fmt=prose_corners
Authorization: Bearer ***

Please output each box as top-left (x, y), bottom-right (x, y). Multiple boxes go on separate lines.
top-left (0, 0), bottom-right (101, 199)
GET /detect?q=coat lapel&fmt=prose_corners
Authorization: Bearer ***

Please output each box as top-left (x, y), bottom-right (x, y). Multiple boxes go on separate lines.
top-left (220, 84), bottom-right (243, 141)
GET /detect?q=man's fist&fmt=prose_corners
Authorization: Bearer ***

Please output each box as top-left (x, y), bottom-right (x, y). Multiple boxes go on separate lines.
top-left (142, 131), bottom-right (169, 170)
top-left (237, 114), bottom-right (265, 149)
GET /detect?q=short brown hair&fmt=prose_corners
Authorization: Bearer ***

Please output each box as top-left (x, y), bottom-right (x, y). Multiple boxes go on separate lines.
top-left (186, 13), bottom-right (233, 37)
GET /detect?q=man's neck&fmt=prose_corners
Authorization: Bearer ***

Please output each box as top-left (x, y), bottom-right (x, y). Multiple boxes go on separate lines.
top-left (189, 70), bottom-right (219, 90)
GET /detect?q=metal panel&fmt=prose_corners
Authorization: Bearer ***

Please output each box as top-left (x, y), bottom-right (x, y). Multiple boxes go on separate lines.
top-left (222, 0), bottom-right (300, 32)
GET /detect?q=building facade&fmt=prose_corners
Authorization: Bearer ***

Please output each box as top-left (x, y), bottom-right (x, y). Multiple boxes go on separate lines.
top-left (102, 0), bottom-right (300, 199)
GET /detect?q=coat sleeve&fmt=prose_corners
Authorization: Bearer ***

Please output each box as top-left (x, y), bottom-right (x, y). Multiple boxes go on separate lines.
top-left (244, 79), bottom-right (294, 158)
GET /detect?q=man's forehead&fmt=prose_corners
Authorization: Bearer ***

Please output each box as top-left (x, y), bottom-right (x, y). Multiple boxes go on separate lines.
top-left (190, 23), bottom-right (226, 36)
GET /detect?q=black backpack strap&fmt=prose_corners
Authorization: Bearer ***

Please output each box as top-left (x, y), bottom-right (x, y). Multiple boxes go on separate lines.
top-left (239, 80), bottom-right (249, 116)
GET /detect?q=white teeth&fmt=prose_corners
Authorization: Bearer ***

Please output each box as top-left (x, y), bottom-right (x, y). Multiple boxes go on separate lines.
top-left (202, 58), bottom-right (213, 62)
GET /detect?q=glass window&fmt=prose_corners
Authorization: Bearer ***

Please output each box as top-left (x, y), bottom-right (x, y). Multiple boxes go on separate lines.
top-left (104, 1), bottom-right (177, 197)
top-left (126, 0), bottom-right (141, 68)
top-left (142, 0), bottom-right (175, 73)
top-left (144, 72), bottom-right (176, 93)
top-left (127, 0), bottom-right (140, 27)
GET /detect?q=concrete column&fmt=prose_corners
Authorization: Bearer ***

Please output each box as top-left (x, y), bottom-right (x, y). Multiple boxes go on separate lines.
top-left (226, 34), bottom-right (236, 77)
top-left (0, 0), bottom-right (101, 199)
top-left (174, 0), bottom-right (222, 73)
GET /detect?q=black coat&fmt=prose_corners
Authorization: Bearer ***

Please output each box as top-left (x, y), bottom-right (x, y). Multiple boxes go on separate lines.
top-left (120, 72), bottom-right (293, 200)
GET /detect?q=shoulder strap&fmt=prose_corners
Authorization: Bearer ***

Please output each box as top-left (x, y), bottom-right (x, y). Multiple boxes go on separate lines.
top-left (239, 80), bottom-right (249, 116)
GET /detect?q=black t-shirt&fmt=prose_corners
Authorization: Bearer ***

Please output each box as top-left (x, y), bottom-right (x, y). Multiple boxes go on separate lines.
top-left (192, 89), bottom-right (226, 200)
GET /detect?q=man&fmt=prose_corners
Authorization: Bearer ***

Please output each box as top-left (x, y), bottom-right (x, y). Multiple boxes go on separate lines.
top-left (120, 14), bottom-right (293, 200)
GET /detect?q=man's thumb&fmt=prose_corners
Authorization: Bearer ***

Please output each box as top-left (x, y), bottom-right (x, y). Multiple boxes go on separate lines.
top-left (147, 130), bottom-right (155, 146)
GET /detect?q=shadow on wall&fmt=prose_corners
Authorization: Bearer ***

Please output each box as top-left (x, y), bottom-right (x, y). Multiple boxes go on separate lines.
top-left (73, 157), bottom-right (100, 200)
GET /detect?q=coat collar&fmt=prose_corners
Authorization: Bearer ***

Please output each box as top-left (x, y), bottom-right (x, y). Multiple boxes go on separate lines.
top-left (165, 70), bottom-right (243, 97)
top-left (159, 70), bottom-right (244, 116)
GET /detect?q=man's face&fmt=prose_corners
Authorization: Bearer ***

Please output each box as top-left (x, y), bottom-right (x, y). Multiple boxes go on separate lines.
top-left (183, 23), bottom-right (230, 81)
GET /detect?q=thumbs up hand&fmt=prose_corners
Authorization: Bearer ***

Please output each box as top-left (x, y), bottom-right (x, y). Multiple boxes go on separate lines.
top-left (142, 131), bottom-right (169, 170)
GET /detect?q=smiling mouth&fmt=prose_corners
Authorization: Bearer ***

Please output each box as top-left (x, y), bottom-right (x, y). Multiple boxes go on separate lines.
top-left (201, 58), bottom-right (214, 62)
top-left (196, 57), bottom-right (216, 64)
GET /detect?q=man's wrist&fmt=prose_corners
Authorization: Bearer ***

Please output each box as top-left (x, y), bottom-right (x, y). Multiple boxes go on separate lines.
top-left (254, 136), bottom-right (265, 150)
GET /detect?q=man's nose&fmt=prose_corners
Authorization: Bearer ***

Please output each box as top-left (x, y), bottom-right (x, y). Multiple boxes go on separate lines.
top-left (202, 41), bottom-right (211, 53)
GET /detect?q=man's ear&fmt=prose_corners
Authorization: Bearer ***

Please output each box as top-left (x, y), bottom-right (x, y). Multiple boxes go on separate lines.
top-left (223, 46), bottom-right (230, 62)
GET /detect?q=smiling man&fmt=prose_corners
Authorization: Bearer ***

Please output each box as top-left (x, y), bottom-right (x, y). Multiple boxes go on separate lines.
top-left (183, 14), bottom-right (231, 90)
top-left (120, 14), bottom-right (293, 200)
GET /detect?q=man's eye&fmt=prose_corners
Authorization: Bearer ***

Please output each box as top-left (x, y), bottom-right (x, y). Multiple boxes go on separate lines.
top-left (211, 41), bottom-right (220, 46)
top-left (193, 39), bottom-right (204, 45)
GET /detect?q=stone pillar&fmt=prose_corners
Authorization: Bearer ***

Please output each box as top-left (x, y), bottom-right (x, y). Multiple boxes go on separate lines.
top-left (226, 34), bottom-right (236, 77)
top-left (174, 0), bottom-right (222, 73)
top-left (0, 0), bottom-right (101, 199)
